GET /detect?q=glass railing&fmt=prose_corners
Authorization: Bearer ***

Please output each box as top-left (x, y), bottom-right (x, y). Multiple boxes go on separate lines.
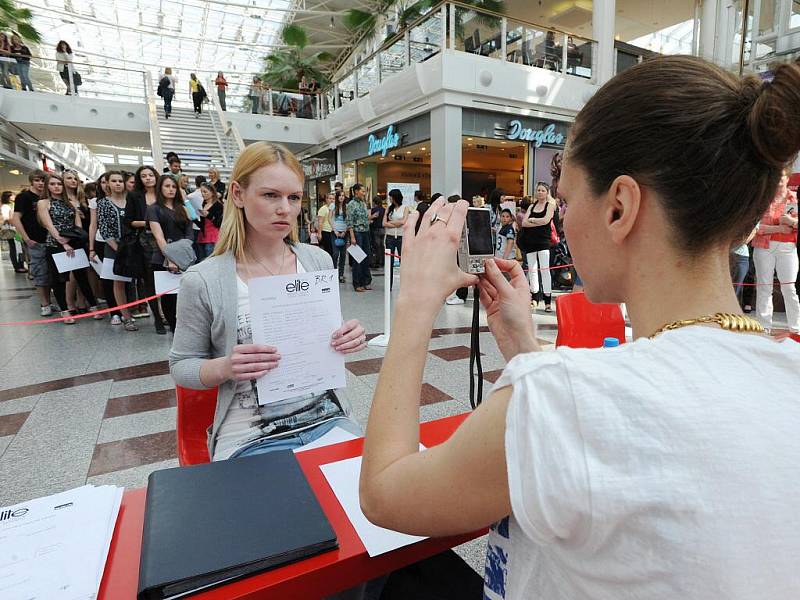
top-left (322, 1), bottom-right (597, 116)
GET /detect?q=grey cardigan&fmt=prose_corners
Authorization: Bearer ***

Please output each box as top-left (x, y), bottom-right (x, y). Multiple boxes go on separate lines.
top-left (169, 244), bottom-right (353, 457)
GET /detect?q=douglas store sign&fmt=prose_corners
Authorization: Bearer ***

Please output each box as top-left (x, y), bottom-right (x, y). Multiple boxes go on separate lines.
top-left (505, 120), bottom-right (566, 147)
top-left (367, 125), bottom-right (401, 157)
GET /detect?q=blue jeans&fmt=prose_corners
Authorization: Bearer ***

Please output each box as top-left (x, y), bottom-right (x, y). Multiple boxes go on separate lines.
top-left (333, 239), bottom-right (347, 278)
top-left (352, 231), bottom-right (372, 289)
top-left (16, 62), bottom-right (33, 91)
top-left (731, 253), bottom-right (750, 306)
top-left (163, 89), bottom-right (173, 115)
top-left (385, 235), bottom-right (402, 290)
top-left (230, 417), bottom-right (362, 458)
top-left (197, 243), bottom-right (215, 261)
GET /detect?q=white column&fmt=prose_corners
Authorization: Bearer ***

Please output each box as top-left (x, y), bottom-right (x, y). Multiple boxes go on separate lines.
top-left (430, 105), bottom-right (462, 197)
top-left (593, 0), bottom-right (616, 84)
top-left (699, 0), bottom-right (720, 61)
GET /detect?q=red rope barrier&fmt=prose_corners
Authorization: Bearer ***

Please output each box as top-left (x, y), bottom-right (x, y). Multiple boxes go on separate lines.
top-left (0, 289), bottom-right (179, 327)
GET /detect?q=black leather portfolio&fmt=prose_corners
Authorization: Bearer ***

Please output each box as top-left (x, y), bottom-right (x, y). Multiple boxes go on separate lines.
top-left (137, 450), bottom-right (338, 599)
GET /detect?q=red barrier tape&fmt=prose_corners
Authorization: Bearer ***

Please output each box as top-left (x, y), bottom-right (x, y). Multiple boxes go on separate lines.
top-left (0, 288), bottom-right (179, 327)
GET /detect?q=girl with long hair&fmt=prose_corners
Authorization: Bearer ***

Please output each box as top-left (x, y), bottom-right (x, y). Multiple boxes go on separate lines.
top-left (383, 188), bottom-right (409, 290)
top-left (170, 141), bottom-right (366, 462)
top-left (196, 183), bottom-right (223, 260)
top-left (125, 165), bottom-right (166, 333)
top-left (520, 182), bottom-right (557, 311)
top-left (55, 40), bottom-right (76, 95)
top-left (89, 172), bottom-right (120, 321)
top-left (331, 191), bottom-right (348, 282)
top-left (146, 175), bottom-right (193, 331)
top-left (358, 56), bottom-right (800, 599)
top-left (97, 171), bottom-right (138, 331)
top-left (63, 170), bottom-right (90, 313)
top-left (36, 174), bottom-right (101, 324)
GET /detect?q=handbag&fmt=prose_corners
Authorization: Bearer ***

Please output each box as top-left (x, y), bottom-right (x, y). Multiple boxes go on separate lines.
top-left (334, 236), bottom-right (346, 248)
top-left (114, 230), bottom-right (146, 278)
top-left (550, 221), bottom-right (560, 246)
top-left (61, 225), bottom-right (88, 248)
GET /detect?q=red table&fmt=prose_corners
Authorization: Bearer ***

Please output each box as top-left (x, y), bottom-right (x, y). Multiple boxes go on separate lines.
top-left (97, 413), bottom-right (486, 599)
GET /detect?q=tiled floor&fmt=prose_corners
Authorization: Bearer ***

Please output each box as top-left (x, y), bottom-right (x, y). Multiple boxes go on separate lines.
top-left (0, 253), bottom-right (790, 575)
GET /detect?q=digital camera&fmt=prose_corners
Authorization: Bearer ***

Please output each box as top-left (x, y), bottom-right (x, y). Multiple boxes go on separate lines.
top-left (457, 207), bottom-right (494, 274)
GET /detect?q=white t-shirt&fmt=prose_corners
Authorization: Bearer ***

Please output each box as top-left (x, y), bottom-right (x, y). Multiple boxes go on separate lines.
top-left (185, 189), bottom-right (204, 214)
top-left (485, 326), bottom-right (800, 600)
top-left (88, 198), bottom-right (105, 242)
top-left (386, 205), bottom-right (407, 237)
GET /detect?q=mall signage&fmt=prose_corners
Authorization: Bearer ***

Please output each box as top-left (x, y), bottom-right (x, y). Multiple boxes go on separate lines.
top-left (506, 120), bottom-right (565, 148)
top-left (367, 125), bottom-right (401, 157)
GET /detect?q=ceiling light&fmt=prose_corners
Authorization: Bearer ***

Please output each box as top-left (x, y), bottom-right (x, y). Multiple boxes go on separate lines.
top-left (420, 147), bottom-right (426, 150)
top-left (500, 141), bottom-right (506, 144)
top-left (467, 137), bottom-right (473, 140)
top-left (380, 157), bottom-right (385, 160)
top-left (406, 151), bottom-right (411, 154)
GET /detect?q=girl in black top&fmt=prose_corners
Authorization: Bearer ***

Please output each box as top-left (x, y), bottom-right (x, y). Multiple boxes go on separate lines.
top-left (10, 34), bottom-right (33, 91)
top-left (520, 182), bottom-right (557, 311)
top-left (63, 170), bottom-right (92, 313)
top-left (36, 173), bottom-right (100, 324)
top-left (146, 175), bottom-right (193, 331)
top-left (125, 165), bottom-right (166, 333)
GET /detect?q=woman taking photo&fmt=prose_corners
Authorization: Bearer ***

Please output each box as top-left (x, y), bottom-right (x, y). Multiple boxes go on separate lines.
top-left (125, 165), bottom-right (167, 333)
top-left (751, 168), bottom-right (799, 334)
top-left (97, 171), bottom-right (138, 332)
top-left (358, 57), bottom-right (800, 599)
top-left (36, 174), bottom-right (101, 324)
top-left (197, 183), bottom-right (223, 260)
top-left (169, 141), bottom-right (366, 462)
top-left (383, 188), bottom-right (409, 290)
top-left (331, 191), bottom-right (348, 283)
top-left (519, 182), bottom-right (556, 311)
top-left (147, 175), bottom-right (193, 332)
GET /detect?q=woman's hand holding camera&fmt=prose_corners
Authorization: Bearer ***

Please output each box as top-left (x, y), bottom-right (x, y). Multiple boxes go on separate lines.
top-left (479, 259), bottom-right (539, 361)
top-left (397, 197), bottom-right (478, 308)
top-left (226, 344), bottom-right (281, 381)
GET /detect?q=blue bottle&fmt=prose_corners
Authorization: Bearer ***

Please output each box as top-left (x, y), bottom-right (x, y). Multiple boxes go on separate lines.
top-left (602, 337), bottom-right (620, 348)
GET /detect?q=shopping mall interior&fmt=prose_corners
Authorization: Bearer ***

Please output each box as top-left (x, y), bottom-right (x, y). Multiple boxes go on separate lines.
top-left (0, 0), bottom-right (799, 598)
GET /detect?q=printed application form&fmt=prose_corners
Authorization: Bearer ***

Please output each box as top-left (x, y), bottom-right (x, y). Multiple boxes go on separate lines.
top-left (248, 269), bottom-right (346, 405)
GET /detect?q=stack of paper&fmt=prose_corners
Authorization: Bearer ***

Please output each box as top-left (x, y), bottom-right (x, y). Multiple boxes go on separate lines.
top-left (0, 484), bottom-right (123, 600)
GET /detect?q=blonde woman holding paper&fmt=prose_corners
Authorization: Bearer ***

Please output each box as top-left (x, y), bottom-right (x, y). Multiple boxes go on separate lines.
top-left (169, 142), bottom-right (366, 462)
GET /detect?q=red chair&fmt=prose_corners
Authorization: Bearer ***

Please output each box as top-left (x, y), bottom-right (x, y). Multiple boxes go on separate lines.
top-left (555, 292), bottom-right (626, 349)
top-left (175, 385), bottom-right (218, 466)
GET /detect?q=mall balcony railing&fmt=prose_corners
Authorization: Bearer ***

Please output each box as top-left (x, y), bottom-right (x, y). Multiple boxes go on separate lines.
top-left (320, 0), bottom-right (597, 117)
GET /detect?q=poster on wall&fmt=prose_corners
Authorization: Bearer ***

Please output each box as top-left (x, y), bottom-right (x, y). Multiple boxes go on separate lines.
top-left (387, 182), bottom-right (420, 207)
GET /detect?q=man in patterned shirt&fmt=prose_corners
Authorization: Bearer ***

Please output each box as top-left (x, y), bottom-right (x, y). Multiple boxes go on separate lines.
top-left (346, 183), bottom-right (372, 292)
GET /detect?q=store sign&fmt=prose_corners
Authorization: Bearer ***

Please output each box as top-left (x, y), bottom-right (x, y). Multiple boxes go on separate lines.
top-left (301, 151), bottom-right (337, 179)
top-left (506, 120), bottom-right (565, 148)
top-left (367, 125), bottom-right (401, 157)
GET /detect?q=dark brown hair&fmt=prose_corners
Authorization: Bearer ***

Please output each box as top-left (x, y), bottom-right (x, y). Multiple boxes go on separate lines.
top-left (156, 174), bottom-right (189, 223)
top-left (566, 56), bottom-right (800, 251)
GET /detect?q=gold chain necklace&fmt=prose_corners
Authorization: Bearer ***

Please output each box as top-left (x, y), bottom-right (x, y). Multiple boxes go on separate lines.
top-left (650, 313), bottom-right (764, 339)
top-left (247, 244), bottom-right (287, 277)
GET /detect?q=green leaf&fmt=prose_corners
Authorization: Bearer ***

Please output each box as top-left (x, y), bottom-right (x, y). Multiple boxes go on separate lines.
top-left (281, 24), bottom-right (309, 49)
top-left (343, 9), bottom-right (377, 33)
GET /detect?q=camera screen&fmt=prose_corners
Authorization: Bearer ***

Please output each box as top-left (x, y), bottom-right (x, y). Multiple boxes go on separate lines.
top-left (467, 210), bottom-right (493, 255)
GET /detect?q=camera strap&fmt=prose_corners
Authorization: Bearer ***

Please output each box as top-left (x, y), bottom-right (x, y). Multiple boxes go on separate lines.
top-left (469, 284), bottom-right (484, 409)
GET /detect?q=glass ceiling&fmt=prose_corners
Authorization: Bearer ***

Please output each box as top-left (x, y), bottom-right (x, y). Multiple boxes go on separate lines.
top-left (18, 0), bottom-right (297, 110)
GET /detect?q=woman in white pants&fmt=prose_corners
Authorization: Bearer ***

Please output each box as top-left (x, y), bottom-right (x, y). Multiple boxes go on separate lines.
top-left (520, 183), bottom-right (556, 311)
top-left (752, 169), bottom-right (799, 333)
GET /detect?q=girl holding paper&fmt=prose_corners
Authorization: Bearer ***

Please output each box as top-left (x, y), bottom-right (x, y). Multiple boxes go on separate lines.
top-left (97, 171), bottom-right (139, 332)
top-left (169, 142), bottom-right (367, 462)
top-left (36, 173), bottom-right (101, 325)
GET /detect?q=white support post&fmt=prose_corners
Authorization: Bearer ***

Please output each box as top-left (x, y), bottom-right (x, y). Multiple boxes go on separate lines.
top-left (449, 2), bottom-right (456, 51)
top-left (501, 17), bottom-right (507, 60)
top-left (368, 250), bottom-right (393, 347)
top-left (561, 32), bottom-right (569, 74)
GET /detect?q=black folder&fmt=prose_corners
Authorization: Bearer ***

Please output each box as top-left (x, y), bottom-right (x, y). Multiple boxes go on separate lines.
top-left (137, 450), bottom-right (338, 599)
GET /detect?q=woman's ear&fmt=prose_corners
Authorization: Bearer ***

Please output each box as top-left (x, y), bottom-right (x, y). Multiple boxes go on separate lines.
top-left (230, 182), bottom-right (245, 209)
top-left (605, 175), bottom-right (641, 245)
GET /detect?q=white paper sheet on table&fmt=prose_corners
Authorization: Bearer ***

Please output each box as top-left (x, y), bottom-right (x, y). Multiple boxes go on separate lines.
top-left (248, 269), bottom-right (346, 405)
top-left (100, 257), bottom-right (132, 282)
top-left (0, 484), bottom-right (123, 600)
top-left (321, 452), bottom-right (427, 557)
top-left (346, 244), bottom-right (367, 264)
top-left (51, 249), bottom-right (90, 273)
top-left (154, 270), bottom-right (182, 295)
top-left (294, 426), bottom-right (359, 453)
